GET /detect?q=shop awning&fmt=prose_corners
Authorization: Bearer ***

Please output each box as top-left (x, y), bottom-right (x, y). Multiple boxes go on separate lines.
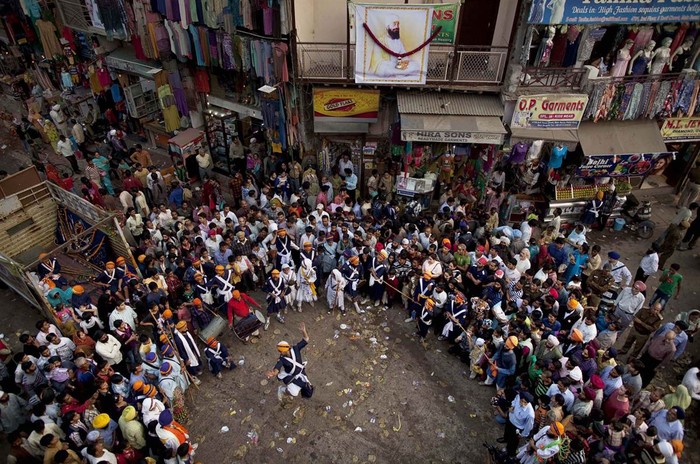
top-left (397, 92), bottom-right (504, 117)
top-left (400, 114), bottom-right (506, 144)
top-left (579, 120), bottom-right (667, 155)
top-left (314, 120), bottom-right (370, 133)
top-left (105, 47), bottom-right (162, 79)
top-left (509, 127), bottom-right (579, 143)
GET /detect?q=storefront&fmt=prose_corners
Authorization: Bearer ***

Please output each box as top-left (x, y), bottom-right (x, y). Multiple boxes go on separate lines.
top-left (395, 92), bottom-right (507, 199)
top-left (545, 119), bottom-right (671, 226)
top-left (524, 1), bottom-right (700, 76)
top-left (659, 117), bottom-right (700, 192)
top-left (104, 47), bottom-right (167, 147)
top-left (313, 88), bottom-right (383, 188)
top-left (204, 95), bottom-right (264, 176)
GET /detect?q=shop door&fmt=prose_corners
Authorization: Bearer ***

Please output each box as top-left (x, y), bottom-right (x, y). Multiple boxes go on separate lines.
top-left (457, 0), bottom-right (501, 46)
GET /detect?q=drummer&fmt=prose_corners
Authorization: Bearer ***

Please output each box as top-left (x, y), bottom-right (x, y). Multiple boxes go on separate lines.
top-left (227, 290), bottom-right (265, 337)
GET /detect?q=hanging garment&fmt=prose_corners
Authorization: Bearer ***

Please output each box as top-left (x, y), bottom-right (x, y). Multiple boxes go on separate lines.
top-left (674, 78), bottom-right (695, 115)
top-left (688, 81), bottom-right (700, 117)
top-left (632, 26), bottom-right (654, 55)
top-left (273, 42), bottom-right (289, 82)
top-left (623, 83), bottom-right (644, 120)
top-left (168, 72), bottom-right (190, 116)
top-left (94, 0), bottom-right (128, 40)
top-left (617, 83), bottom-right (635, 119)
top-left (158, 85), bottom-right (182, 132)
top-left (35, 19), bottom-right (64, 58)
top-left (189, 25), bottom-right (205, 66)
top-left (194, 69), bottom-right (210, 93)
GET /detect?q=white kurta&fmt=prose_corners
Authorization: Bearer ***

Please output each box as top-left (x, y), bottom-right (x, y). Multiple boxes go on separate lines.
top-left (296, 264), bottom-right (317, 304)
top-left (326, 269), bottom-right (346, 310)
top-left (516, 426), bottom-right (561, 464)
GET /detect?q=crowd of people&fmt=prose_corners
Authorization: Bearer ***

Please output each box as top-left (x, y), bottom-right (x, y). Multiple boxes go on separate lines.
top-left (2, 119), bottom-right (700, 463)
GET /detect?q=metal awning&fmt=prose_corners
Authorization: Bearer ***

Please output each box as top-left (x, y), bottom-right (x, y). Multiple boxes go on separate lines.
top-left (509, 127), bottom-right (579, 143)
top-left (400, 114), bottom-right (506, 144)
top-left (314, 120), bottom-right (370, 133)
top-left (105, 47), bottom-right (162, 79)
top-left (579, 120), bottom-right (667, 155)
top-left (397, 92), bottom-right (504, 117)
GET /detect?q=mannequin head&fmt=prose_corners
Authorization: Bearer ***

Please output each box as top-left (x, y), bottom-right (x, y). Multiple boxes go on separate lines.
top-left (645, 40), bottom-right (656, 52)
top-left (682, 38), bottom-right (694, 49)
top-left (622, 39), bottom-right (634, 50)
top-left (661, 37), bottom-right (673, 48)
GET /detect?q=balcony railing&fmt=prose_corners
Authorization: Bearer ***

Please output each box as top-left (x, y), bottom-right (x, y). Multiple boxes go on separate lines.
top-left (588, 71), bottom-right (686, 86)
top-left (295, 42), bottom-right (508, 85)
top-left (519, 67), bottom-right (587, 90)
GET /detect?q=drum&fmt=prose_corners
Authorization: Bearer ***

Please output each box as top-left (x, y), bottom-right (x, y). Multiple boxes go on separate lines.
top-left (233, 313), bottom-right (264, 341)
top-left (254, 310), bottom-right (266, 323)
top-left (198, 315), bottom-right (227, 342)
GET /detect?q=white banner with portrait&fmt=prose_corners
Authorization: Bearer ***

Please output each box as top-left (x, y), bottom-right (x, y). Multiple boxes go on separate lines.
top-left (353, 3), bottom-right (434, 85)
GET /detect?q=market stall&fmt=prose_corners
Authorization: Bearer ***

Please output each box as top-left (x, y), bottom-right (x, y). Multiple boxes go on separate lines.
top-left (169, 128), bottom-right (206, 182)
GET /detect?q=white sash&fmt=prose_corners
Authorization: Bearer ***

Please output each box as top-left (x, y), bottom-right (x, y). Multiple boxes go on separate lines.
top-left (174, 331), bottom-right (201, 368)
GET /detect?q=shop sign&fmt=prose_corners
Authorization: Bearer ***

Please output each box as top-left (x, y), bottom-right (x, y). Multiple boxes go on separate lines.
top-left (313, 88), bottom-right (380, 122)
top-left (511, 94), bottom-right (589, 129)
top-left (431, 4), bottom-right (460, 44)
top-left (576, 153), bottom-right (673, 178)
top-left (660, 117), bottom-right (700, 141)
top-left (401, 130), bottom-right (504, 144)
top-left (528, 0), bottom-right (700, 25)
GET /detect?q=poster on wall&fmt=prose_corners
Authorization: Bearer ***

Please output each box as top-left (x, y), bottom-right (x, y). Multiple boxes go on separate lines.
top-left (576, 153), bottom-right (674, 178)
top-left (528, 0), bottom-right (700, 25)
top-left (313, 88), bottom-right (380, 123)
top-left (511, 94), bottom-right (589, 129)
top-left (353, 3), bottom-right (435, 84)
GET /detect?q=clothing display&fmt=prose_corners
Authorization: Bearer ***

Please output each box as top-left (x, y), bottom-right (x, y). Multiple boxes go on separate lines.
top-left (35, 19), bottom-right (64, 58)
top-left (548, 145), bottom-right (568, 169)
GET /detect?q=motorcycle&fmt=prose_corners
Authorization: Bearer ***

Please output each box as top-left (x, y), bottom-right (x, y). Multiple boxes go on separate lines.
top-left (620, 194), bottom-right (655, 239)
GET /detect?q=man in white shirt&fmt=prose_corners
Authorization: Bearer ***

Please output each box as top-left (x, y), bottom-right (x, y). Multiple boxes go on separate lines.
top-left (119, 190), bottom-right (134, 213)
top-left (606, 251), bottom-right (632, 287)
top-left (55, 135), bottom-right (80, 173)
top-left (71, 119), bottom-right (85, 150)
top-left (338, 153), bottom-right (354, 175)
top-left (682, 367), bottom-right (700, 401)
top-left (636, 244), bottom-right (659, 282)
top-left (109, 302), bottom-right (139, 331)
top-left (613, 281), bottom-right (647, 329)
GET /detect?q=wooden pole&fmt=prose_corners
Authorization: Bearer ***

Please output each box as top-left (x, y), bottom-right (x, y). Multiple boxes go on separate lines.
top-left (162, 322), bottom-right (200, 391)
top-left (113, 218), bottom-right (143, 279)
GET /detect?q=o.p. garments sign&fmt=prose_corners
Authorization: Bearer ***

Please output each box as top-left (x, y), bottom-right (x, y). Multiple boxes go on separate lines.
top-left (528, 0), bottom-right (700, 25)
top-left (352, 3), bottom-right (435, 85)
top-left (511, 94), bottom-right (589, 129)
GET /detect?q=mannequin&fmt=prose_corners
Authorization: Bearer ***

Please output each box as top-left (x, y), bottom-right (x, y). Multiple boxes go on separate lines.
top-left (629, 40), bottom-right (655, 75)
top-left (538, 27), bottom-right (556, 67)
top-left (649, 37), bottom-right (673, 74)
top-left (611, 39), bottom-right (634, 77)
top-left (671, 37), bottom-right (695, 73)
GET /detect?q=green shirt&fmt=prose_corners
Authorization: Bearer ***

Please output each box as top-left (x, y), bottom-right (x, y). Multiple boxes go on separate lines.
top-left (454, 252), bottom-right (470, 268)
top-left (657, 269), bottom-right (682, 295)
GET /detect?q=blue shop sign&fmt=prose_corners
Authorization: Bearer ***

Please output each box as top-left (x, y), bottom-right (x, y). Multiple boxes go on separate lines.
top-left (528, 0), bottom-right (700, 25)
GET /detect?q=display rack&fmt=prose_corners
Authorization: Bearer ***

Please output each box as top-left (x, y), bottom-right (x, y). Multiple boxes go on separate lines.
top-left (204, 109), bottom-right (238, 175)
